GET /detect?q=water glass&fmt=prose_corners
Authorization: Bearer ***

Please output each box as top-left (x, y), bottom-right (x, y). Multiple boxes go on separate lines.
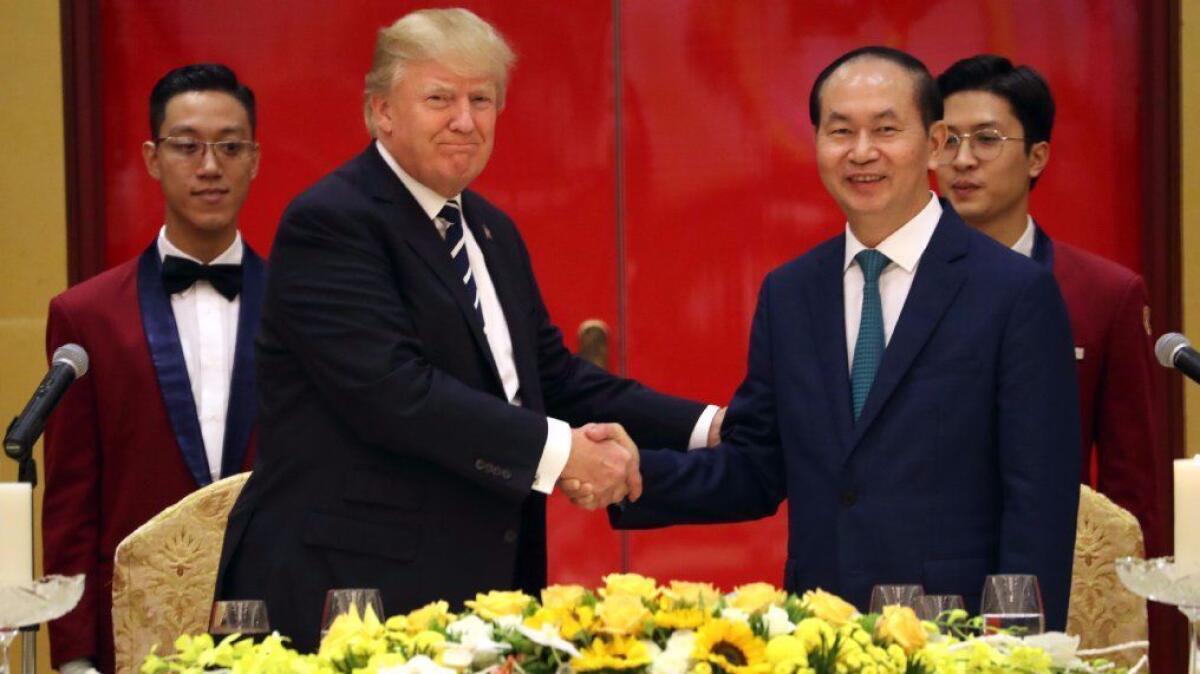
top-left (868, 584), bottom-right (924, 613)
top-left (209, 600), bottom-right (271, 639)
top-left (320, 588), bottom-right (385, 636)
top-left (913, 594), bottom-right (966, 621)
top-left (980, 574), bottom-right (1044, 635)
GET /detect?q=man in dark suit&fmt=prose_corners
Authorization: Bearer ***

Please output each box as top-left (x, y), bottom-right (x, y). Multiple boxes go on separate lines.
top-left (216, 8), bottom-right (719, 653)
top-left (934, 53), bottom-right (1166, 664)
top-left (43, 64), bottom-right (265, 674)
top-left (610, 47), bottom-right (1081, 630)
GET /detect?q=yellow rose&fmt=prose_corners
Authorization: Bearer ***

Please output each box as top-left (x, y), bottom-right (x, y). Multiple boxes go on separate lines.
top-left (874, 606), bottom-right (926, 654)
top-left (765, 635), bottom-right (809, 667)
top-left (602, 573), bottom-right (659, 599)
top-left (800, 589), bottom-right (858, 627)
top-left (465, 590), bottom-right (534, 620)
top-left (664, 580), bottom-right (721, 608)
top-left (729, 583), bottom-right (786, 614)
top-left (406, 600), bottom-right (452, 633)
top-left (597, 593), bottom-right (652, 635)
top-left (542, 584), bottom-right (587, 611)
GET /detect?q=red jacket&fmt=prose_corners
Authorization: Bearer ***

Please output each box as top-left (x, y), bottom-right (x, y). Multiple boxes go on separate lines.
top-left (42, 243), bottom-right (263, 671)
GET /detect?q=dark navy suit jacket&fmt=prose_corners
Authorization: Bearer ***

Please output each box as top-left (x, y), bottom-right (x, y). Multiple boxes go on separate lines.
top-left (615, 202), bottom-right (1081, 630)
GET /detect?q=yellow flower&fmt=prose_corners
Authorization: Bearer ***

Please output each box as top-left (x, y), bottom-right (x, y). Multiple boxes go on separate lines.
top-left (597, 593), bottom-right (652, 636)
top-left (792, 618), bottom-right (836, 653)
top-left (764, 634), bottom-right (809, 668)
top-left (693, 619), bottom-right (770, 674)
top-left (664, 581), bottom-right (722, 608)
top-left (407, 600), bottom-right (453, 634)
top-left (602, 572), bottom-right (659, 599)
top-left (800, 589), bottom-right (857, 627)
top-left (317, 603), bottom-right (385, 660)
top-left (571, 636), bottom-right (653, 671)
top-left (542, 584), bottom-right (587, 611)
top-left (729, 583), bottom-right (786, 614)
top-left (874, 606), bottom-right (926, 654)
top-left (465, 590), bottom-right (534, 620)
top-left (654, 606), bottom-right (709, 630)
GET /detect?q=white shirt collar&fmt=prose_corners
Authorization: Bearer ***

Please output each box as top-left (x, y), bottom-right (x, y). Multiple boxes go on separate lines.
top-left (375, 140), bottom-right (462, 224)
top-left (844, 193), bottom-right (942, 273)
top-left (157, 226), bottom-right (243, 265)
top-left (1010, 215), bottom-right (1037, 258)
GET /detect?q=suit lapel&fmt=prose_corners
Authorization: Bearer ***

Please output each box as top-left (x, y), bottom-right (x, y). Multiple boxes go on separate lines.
top-left (136, 245), bottom-right (211, 488)
top-left (806, 240), bottom-right (855, 455)
top-left (220, 246), bottom-right (264, 478)
top-left (1031, 222), bottom-right (1054, 269)
top-left (849, 209), bottom-right (969, 453)
top-left (358, 146), bottom-right (505, 394)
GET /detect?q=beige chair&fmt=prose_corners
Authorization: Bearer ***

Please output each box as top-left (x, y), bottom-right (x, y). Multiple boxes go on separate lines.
top-left (1066, 485), bottom-right (1148, 668)
top-left (111, 471), bottom-right (250, 674)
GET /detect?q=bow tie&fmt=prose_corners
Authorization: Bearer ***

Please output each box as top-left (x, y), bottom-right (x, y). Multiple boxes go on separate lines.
top-left (161, 255), bottom-right (242, 300)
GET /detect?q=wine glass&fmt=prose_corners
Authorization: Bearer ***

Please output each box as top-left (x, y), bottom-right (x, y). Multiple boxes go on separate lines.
top-left (320, 588), bottom-right (385, 637)
top-left (208, 600), bottom-right (271, 641)
top-left (868, 584), bottom-right (924, 613)
top-left (913, 594), bottom-right (966, 621)
top-left (980, 574), bottom-right (1044, 635)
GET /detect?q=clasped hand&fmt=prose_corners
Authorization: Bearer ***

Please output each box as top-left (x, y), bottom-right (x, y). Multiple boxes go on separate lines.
top-left (558, 423), bottom-right (640, 510)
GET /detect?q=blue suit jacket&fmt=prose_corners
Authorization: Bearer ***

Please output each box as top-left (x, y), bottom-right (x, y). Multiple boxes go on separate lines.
top-left (615, 202), bottom-right (1080, 629)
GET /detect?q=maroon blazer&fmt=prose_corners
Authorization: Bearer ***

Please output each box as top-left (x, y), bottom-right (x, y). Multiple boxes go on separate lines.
top-left (1032, 225), bottom-right (1162, 552)
top-left (41, 242), bottom-right (263, 671)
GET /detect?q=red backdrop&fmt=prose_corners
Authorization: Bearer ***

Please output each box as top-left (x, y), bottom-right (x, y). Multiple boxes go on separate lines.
top-left (96, 0), bottom-right (1147, 590)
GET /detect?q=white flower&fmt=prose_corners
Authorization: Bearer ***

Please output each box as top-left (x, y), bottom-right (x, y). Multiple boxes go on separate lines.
top-left (448, 615), bottom-right (495, 644)
top-left (515, 623), bottom-right (581, 658)
top-left (762, 605), bottom-right (795, 638)
top-left (493, 614), bottom-right (523, 630)
top-left (720, 607), bottom-right (750, 624)
top-left (650, 630), bottom-right (695, 674)
top-left (380, 655), bottom-right (456, 674)
top-left (1022, 632), bottom-right (1082, 668)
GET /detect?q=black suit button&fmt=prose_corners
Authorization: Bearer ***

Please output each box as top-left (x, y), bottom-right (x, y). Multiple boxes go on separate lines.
top-left (840, 489), bottom-right (857, 506)
top-left (503, 529), bottom-right (518, 543)
top-left (475, 458), bottom-right (486, 471)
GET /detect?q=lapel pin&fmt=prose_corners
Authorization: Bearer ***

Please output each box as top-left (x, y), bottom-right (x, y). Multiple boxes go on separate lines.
top-left (483, 225), bottom-right (493, 240)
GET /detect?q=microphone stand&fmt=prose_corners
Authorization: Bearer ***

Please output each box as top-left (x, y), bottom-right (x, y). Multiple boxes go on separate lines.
top-left (4, 425), bottom-right (38, 674)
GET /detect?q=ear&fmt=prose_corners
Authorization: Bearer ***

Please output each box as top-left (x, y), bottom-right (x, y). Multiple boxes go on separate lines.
top-left (142, 140), bottom-right (162, 180)
top-left (926, 120), bottom-right (948, 171)
top-left (1027, 141), bottom-right (1050, 180)
top-left (369, 94), bottom-right (393, 136)
top-left (249, 143), bottom-right (261, 180)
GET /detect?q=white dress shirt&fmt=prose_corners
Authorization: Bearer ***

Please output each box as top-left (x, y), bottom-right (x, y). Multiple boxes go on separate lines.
top-left (375, 142), bottom-right (715, 494)
top-left (1011, 216), bottom-right (1036, 258)
top-left (157, 227), bottom-right (242, 484)
top-left (843, 194), bottom-right (942, 371)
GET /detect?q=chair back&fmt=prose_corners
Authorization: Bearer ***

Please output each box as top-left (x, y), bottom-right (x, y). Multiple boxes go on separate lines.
top-left (111, 471), bottom-right (250, 674)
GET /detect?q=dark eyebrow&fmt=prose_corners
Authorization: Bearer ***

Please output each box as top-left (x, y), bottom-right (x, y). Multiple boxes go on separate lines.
top-left (163, 124), bottom-right (248, 138)
top-left (872, 109), bottom-right (899, 121)
top-left (824, 111), bottom-right (850, 124)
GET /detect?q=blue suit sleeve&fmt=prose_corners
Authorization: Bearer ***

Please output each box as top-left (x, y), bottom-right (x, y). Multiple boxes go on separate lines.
top-left (995, 268), bottom-right (1081, 631)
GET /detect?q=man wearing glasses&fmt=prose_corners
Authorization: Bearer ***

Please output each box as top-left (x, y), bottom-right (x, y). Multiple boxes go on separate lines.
top-left (933, 50), bottom-right (1164, 632)
top-left (42, 63), bottom-right (265, 674)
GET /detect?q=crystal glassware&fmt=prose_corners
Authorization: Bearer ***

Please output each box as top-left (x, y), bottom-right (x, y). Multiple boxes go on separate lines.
top-left (320, 588), bottom-right (385, 638)
top-left (208, 600), bottom-right (271, 640)
top-left (868, 584), bottom-right (924, 613)
top-left (980, 574), bottom-right (1044, 635)
top-left (1116, 556), bottom-right (1200, 674)
top-left (913, 594), bottom-right (966, 621)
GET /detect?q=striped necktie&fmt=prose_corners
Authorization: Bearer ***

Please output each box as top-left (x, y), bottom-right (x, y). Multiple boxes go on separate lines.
top-left (850, 249), bottom-right (890, 420)
top-left (438, 201), bottom-right (484, 324)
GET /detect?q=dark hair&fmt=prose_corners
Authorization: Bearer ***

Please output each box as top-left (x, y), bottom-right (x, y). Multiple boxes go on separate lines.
top-left (936, 54), bottom-right (1055, 150)
top-left (149, 63), bottom-right (257, 138)
top-left (808, 46), bottom-right (942, 130)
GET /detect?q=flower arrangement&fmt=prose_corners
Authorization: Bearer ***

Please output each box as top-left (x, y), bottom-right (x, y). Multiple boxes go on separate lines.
top-left (141, 576), bottom-right (1128, 674)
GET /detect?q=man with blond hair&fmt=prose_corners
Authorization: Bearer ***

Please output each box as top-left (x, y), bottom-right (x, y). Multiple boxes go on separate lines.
top-left (216, 8), bottom-right (719, 651)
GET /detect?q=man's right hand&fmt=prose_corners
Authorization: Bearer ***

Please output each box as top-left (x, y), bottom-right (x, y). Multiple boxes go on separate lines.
top-left (559, 423), bottom-right (637, 510)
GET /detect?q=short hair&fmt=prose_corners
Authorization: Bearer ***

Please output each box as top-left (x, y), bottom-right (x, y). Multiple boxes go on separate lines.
top-left (362, 8), bottom-right (517, 137)
top-left (148, 63), bottom-right (257, 138)
top-left (936, 54), bottom-right (1055, 149)
top-left (808, 46), bottom-right (942, 130)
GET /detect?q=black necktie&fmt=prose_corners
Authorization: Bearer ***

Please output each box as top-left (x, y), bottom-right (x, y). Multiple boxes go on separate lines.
top-left (161, 255), bottom-right (242, 300)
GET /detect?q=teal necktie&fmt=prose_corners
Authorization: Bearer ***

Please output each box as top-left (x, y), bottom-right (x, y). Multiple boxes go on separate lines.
top-left (850, 249), bottom-right (890, 420)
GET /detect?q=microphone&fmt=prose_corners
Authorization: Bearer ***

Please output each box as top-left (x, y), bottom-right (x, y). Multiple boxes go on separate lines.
top-left (1155, 332), bottom-right (1200, 385)
top-left (4, 344), bottom-right (89, 460)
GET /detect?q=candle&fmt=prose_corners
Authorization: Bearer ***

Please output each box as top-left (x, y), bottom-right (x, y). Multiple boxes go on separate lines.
top-left (1175, 456), bottom-right (1200, 570)
top-left (0, 483), bottom-right (32, 584)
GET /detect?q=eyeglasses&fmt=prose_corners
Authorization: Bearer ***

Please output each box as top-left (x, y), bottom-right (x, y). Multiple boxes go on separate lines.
top-left (155, 136), bottom-right (258, 162)
top-left (937, 129), bottom-right (1024, 164)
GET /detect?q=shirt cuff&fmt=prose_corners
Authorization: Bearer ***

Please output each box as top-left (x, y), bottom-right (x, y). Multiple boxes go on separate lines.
top-left (60, 658), bottom-right (98, 674)
top-left (687, 405), bottom-right (721, 450)
top-left (532, 417), bottom-right (572, 494)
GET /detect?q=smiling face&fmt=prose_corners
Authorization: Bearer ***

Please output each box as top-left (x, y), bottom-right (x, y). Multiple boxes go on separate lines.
top-left (815, 57), bottom-right (944, 235)
top-left (370, 59), bottom-right (499, 198)
top-left (141, 90), bottom-right (259, 252)
top-left (934, 90), bottom-right (1048, 233)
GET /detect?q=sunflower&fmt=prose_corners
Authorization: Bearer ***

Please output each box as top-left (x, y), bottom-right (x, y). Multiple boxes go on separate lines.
top-left (654, 606), bottom-right (709, 630)
top-left (571, 636), bottom-right (653, 671)
top-left (692, 620), bottom-right (770, 674)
